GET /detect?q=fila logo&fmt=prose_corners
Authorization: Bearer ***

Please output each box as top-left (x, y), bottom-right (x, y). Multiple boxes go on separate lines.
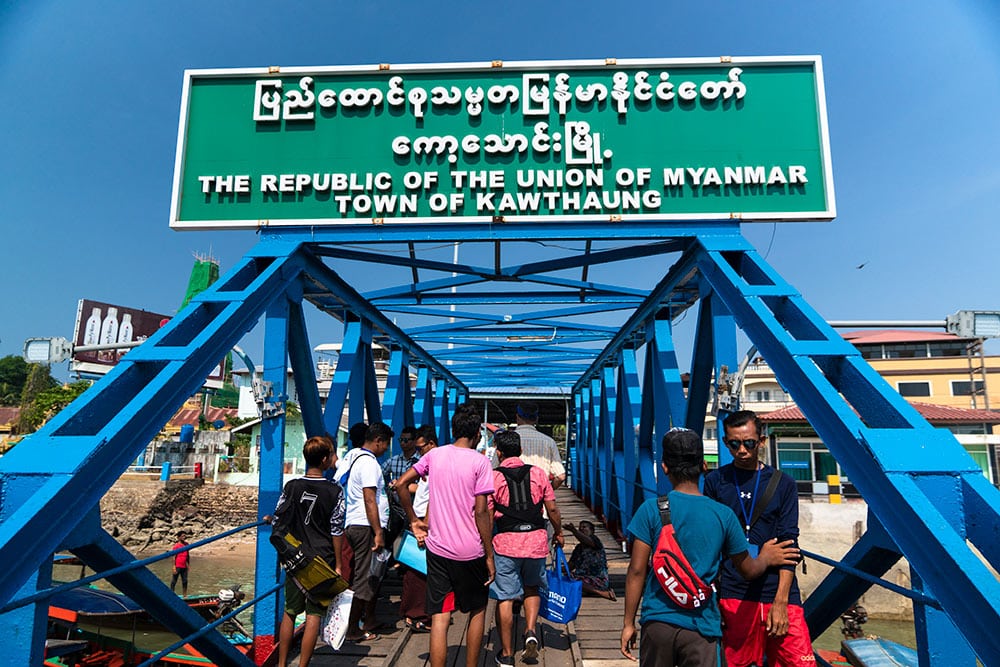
top-left (740, 491), bottom-right (753, 500)
top-left (655, 566), bottom-right (704, 608)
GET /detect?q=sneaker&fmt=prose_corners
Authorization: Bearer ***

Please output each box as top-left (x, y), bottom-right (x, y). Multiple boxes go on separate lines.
top-left (495, 653), bottom-right (515, 666)
top-left (522, 629), bottom-right (539, 660)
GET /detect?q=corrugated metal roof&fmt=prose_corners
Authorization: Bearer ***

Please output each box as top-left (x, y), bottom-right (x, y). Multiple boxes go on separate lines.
top-left (166, 407), bottom-right (239, 429)
top-left (841, 329), bottom-right (961, 344)
top-left (761, 402), bottom-right (1000, 424)
top-left (0, 407), bottom-right (20, 426)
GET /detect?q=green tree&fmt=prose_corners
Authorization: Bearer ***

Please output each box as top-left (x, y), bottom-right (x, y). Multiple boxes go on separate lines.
top-left (18, 379), bottom-right (89, 433)
top-left (0, 355), bottom-right (29, 406)
top-left (225, 414), bottom-right (256, 473)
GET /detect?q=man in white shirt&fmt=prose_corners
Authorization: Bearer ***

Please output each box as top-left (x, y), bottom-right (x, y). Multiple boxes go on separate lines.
top-left (337, 422), bottom-right (392, 641)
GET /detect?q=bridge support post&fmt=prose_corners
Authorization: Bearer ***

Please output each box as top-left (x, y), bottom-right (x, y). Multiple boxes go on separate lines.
top-left (253, 291), bottom-right (292, 659)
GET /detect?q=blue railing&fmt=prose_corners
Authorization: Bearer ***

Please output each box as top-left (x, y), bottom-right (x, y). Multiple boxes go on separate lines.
top-left (1, 519), bottom-right (266, 614)
top-left (137, 580), bottom-right (281, 667)
top-left (4, 520), bottom-right (270, 666)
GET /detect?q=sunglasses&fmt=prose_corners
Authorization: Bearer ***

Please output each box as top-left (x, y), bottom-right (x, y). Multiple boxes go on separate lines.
top-left (400, 437), bottom-right (413, 443)
top-left (724, 438), bottom-right (761, 451)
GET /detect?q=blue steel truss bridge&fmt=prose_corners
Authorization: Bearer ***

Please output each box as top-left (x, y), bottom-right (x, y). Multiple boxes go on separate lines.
top-left (1, 223), bottom-right (999, 665)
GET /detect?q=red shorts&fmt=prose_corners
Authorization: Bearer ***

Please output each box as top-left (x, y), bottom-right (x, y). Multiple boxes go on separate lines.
top-left (719, 598), bottom-right (815, 667)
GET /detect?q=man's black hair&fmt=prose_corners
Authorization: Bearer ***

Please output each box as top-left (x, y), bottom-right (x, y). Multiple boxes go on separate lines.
top-left (722, 410), bottom-right (765, 439)
top-left (401, 425), bottom-right (417, 438)
top-left (349, 421), bottom-right (368, 448)
top-left (451, 402), bottom-right (483, 442)
top-left (366, 421), bottom-right (394, 443)
top-left (494, 430), bottom-right (522, 458)
top-left (415, 424), bottom-right (438, 445)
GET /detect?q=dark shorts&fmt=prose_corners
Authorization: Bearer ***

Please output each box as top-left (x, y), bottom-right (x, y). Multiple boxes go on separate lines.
top-left (284, 578), bottom-right (326, 618)
top-left (170, 567), bottom-right (188, 589)
top-left (425, 550), bottom-right (489, 615)
top-left (640, 620), bottom-right (719, 667)
top-left (346, 525), bottom-right (376, 602)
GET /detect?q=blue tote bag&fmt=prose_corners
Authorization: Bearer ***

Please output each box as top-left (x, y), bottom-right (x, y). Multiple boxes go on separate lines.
top-left (539, 545), bottom-right (583, 624)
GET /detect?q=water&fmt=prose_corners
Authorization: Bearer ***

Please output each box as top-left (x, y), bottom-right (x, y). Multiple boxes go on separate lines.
top-left (139, 551), bottom-right (257, 598)
top-left (60, 549), bottom-right (259, 648)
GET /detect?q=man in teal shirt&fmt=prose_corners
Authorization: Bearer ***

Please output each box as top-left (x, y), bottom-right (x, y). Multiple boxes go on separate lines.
top-left (620, 428), bottom-right (799, 666)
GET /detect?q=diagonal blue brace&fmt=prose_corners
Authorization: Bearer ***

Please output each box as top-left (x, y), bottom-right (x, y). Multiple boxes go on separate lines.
top-left (695, 237), bottom-right (1000, 665)
top-left (73, 528), bottom-right (252, 666)
top-left (0, 243), bottom-right (307, 613)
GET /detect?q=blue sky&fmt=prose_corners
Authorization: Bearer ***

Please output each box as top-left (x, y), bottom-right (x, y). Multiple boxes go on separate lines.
top-left (2, 1), bottom-right (999, 378)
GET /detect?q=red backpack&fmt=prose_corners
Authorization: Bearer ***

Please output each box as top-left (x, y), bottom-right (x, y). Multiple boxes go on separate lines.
top-left (651, 496), bottom-right (714, 610)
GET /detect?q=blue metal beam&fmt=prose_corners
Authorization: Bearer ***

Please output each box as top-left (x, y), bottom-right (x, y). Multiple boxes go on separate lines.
top-left (372, 291), bottom-right (645, 306)
top-left (383, 347), bottom-right (415, 455)
top-left (75, 528), bottom-right (253, 666)
top-left (263, 221), bottom-right (742, 243)
top-left (287, 296), bottom-right (325, 438)
top-left (696, 240), bottom-right (1000, 665)
top-left (0, 246), bottom-right (307, 612)
top-left (255, 290), bottom-right (291, 652)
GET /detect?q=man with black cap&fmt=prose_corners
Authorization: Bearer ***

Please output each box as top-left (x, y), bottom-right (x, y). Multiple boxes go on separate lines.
top-left (509, 401), bottom-right (565, 490)
top-left (620, 428), bottom-right (799, 667)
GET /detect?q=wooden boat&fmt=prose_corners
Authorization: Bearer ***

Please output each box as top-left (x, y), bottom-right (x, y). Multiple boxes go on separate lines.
top-left (45, 585), bottom-right (252, 666)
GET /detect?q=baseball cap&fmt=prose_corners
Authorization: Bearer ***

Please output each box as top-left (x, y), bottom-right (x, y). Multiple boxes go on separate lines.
top-left (662, 427), bottom-right (704, 467)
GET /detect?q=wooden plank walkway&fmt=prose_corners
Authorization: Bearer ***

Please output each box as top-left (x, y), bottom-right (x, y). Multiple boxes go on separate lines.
top-left (293, 487), bottom-right (632, 666)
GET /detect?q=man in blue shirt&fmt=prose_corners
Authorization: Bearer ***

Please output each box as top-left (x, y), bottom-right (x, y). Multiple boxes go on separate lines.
top-left (703, 410), bottom-right (813, 667)
top-left (621, 428), bottom-right (799, 667)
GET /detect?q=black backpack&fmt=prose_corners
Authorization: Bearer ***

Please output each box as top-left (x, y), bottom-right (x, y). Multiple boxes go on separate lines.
top-left (494, 465), bottom-right (546, 533)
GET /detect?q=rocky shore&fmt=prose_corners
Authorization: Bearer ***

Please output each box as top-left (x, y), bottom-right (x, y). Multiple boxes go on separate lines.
top-left (101, 478), bottom-right (259, 555)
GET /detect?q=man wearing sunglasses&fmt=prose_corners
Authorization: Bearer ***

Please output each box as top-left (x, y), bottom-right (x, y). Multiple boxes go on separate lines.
top-left (703, 410), bottom-right (813, 667)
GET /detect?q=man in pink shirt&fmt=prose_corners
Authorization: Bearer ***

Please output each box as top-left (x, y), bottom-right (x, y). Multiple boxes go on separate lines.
top-left (490, 430), bottom-right (564, 666)
top-left (396, 403), bottom-right (495, 667)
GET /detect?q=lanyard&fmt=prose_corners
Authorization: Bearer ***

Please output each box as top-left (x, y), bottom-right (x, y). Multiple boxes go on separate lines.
top-left (732, 465), bottom-right (762, 534)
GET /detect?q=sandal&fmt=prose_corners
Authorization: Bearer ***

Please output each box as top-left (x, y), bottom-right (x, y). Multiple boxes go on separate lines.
top-left (405, 618), bottom-right (431, 633)
top-left (347, 630), bottom-right (381, 642)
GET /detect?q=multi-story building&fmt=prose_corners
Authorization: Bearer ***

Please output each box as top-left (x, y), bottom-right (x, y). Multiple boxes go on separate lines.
top-left (704, 329), bottom-right (1000, 492)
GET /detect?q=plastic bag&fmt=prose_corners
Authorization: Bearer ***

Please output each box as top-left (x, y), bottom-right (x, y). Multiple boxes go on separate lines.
top-left (539, 546), bottom-right (583, 624)
top-left (321, 588), bottom-right (355, 650)
top-left (369, 547), bottom-right (392, 582)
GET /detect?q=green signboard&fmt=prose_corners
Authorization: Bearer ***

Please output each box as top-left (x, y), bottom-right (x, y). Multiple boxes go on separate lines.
top-left (170, 57), bottom-right (834, 229)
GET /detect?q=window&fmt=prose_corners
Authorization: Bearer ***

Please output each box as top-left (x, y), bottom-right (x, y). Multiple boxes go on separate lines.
top-left (885, 343), bottom-right (926, 358)
top-left (928, 342), bottom-right (966, 357)
top-left (947, 423), bottom-right (989, 435)
top-left (897, 381), bottom-right (931, 397)
top-left (704, 427), bottom-right (717, 441)
top-left (777, 440), bottom-right (847, 484)
top-left (753, 390), bottom-right (771, 402)
top-left (964, 444), bottom-right (993, 483)
top-left (952, 380), bottom-right (985, 396)
top-left (777, 444), bottom-right (813, 482)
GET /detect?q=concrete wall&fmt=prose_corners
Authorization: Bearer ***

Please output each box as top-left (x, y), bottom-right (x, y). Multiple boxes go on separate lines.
top-left (798, 499), bottom-right (913, 620)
